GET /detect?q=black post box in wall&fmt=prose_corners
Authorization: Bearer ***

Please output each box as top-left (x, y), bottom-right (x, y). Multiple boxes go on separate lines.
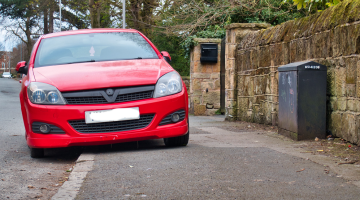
top-left (200, 44), bottom-right (218, 63)
top-left (278, 61), bottom-right (327, 141)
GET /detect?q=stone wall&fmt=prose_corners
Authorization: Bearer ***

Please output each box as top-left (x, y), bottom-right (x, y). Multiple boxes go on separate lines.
top-left (231, 0), bottom-right (360, 143)
top-left (182, 76), bottom-right (190, 93)
top-left (224, 23), bottom-right (271, 119)
top-left (189, 38), bottom-right (222, 116)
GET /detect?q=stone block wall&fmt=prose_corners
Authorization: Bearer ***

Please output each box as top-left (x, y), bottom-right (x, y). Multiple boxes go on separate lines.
top-left (189, 38), bottom-right (222, 116)
top-left (224, 23), bottom-right (271, 120)
top-left (230, 0), bottom-right (360, 144)
top-left (182, 76), bottom-right (190, 93)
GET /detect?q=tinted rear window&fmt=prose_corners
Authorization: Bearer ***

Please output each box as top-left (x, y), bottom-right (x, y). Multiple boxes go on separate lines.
top-left (34, 32), bottom-right (158, 67)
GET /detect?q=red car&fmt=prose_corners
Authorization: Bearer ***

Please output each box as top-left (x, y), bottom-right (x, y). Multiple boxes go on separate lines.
top-left (16, 29), bottom-right (189, 158)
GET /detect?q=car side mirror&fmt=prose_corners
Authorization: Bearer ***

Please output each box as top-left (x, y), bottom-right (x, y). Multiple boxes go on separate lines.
top-left (161, 51), bottom-right (171, 64)
top-left (16, 61), bottom-right (27, 75)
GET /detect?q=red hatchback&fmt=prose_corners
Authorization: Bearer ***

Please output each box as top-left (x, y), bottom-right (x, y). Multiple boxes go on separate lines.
top-left (16, 29), bottom-right (189, 158)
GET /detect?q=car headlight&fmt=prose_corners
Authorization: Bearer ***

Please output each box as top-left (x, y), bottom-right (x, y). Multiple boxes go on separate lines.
top-left (154, 71), bottom-right (183, 98)
top-left (27, 82), bottom-right (66, 105)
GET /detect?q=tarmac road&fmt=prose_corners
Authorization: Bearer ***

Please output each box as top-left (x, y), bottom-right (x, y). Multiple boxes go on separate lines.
top-left (0, 78), bottom-right (80, 200)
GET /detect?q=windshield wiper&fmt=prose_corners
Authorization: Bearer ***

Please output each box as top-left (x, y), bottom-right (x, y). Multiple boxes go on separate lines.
top-left (66, 60), bottom-right (96, 64)
top-left (127, 57), bottom-right (143, 60)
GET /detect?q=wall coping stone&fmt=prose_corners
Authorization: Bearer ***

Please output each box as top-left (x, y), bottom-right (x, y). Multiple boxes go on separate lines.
top-left (193, 38), bottom-right (222, 43)
top-left (225, 23), bottom-right (271, 30)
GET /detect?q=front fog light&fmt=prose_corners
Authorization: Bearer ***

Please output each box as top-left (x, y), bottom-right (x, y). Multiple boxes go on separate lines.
top-left (171, 113), bottom-right (180, 122)
top-left (39, 124), bottom-right (51, 133)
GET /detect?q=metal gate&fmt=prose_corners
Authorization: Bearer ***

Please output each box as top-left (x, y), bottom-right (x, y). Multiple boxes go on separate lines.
top-left (220, 37), bottom-right (226, 114)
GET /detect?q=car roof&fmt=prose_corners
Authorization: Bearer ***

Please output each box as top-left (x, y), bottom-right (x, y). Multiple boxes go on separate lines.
top-left (41, 28), bottom-right (139, 39)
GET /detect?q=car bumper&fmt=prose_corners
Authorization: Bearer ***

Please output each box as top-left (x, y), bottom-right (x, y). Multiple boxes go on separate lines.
top-left (23, 90), bottom-right (188, 148)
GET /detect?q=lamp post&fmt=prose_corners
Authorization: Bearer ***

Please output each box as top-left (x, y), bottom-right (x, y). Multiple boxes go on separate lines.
top-left (123, 0), bottom-right (125, 29)
top-left (8, 53), bottom-right (10, 73)
top-left (59, 0), bottom-right (62, 31)
top-left (20, 42), bottom-right (22, 61)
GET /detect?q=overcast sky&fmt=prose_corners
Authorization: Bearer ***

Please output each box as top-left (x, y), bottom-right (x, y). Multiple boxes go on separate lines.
top-left (0, 27), bottom-right (10, 51)
top-left (0, 19), bottom-right (18, 52)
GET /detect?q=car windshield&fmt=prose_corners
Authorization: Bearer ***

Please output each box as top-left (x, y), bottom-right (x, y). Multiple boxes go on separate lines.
top-left (3, 72), bottom-right (10, 75)
top-left (34, 32), bottom-right (159, 67)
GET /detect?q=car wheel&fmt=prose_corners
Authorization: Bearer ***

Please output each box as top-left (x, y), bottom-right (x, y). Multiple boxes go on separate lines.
top-left (164, 123), bottom-right (189, 147)
top-left (30, 148), bottom-right (44, 158)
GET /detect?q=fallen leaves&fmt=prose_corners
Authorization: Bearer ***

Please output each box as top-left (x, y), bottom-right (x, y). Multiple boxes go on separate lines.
top-left (28, 185), bottom-right (35, 189)
top-left (338, 161), bottom-right (356, 165)
top-left (300, 151), bottom-right (312, 153)
top-left (296, 168), bottom-right (305, 172)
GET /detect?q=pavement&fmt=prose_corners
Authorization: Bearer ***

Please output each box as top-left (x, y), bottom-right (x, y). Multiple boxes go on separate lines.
top-left (69, 116), bottom-right (360, 199)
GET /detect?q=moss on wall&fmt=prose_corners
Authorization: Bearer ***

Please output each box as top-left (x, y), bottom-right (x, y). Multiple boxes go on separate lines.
top-left (239, 0), bottom-right (360, 48)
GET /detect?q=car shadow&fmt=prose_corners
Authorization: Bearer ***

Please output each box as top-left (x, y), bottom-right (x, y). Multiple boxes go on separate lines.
top-left (32, 146), bottom-right (83, 163)
top-left (83, 139), bottom-right (189, 154)
top-left (33, 139), bottom-right (190, 161)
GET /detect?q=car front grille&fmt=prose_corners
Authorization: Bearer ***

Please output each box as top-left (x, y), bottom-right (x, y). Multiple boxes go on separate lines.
top-left (65, 96), bottom-right (108, 104)
top-left (62, 85), bottom-right (154, 105)
top-left (68, 114), bottom-right (155, 133)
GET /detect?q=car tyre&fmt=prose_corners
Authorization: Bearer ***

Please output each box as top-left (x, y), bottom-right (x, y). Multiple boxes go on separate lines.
top-left (30, 148), bottom-right (44, 158)
top-left (164, 123), bottom-right (189, 147)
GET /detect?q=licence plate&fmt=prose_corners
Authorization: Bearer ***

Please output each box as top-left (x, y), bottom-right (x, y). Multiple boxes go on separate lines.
top-left (85, 107), bottom-right (140, 124)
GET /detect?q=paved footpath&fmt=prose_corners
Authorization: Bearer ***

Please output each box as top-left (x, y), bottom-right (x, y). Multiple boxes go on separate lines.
top-left (54, 115), bottom-right (360, 199)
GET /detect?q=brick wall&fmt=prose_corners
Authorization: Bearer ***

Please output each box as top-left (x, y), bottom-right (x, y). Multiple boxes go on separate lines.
top-left (0, 52), bottom-right (13, 75)
top-left (230, 0), bottom-right (360, 143)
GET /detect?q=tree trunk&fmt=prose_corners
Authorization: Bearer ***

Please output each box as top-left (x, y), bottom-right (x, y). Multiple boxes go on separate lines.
top-left (129, 0), bottom-right (141, 30)
top-left (97, 7), bottom-right (101, 28)
top-left (49, 6), bottom-right (54, 33)
top-left (140, 0), bottom-right (157, 37)
top-left (25, 17), bottom-right (32, 62)
top-left (89, 0), bottom-right (100, 28)
top-left (44, 8), bottom-right (49, 34)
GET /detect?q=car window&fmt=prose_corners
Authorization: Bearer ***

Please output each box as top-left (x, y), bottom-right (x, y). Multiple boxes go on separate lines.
top-left (34, 32), bottom-right (159, 67)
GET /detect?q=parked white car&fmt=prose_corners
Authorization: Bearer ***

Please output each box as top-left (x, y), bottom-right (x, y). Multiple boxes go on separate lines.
top-left (2, 72), bottom-right (12, 78)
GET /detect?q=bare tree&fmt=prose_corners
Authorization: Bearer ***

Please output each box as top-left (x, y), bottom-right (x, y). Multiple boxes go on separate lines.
top-left (151, 0), bottom-right (300, 37)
